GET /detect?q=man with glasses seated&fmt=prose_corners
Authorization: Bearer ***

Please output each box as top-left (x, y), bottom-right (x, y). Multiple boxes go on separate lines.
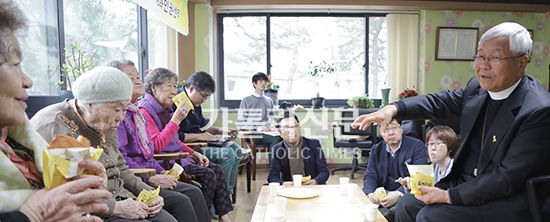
top-left (362, 117), bottom-right (426, 222)
top-left (175, 72), bottom-right (242, 198)
top-left (267, 111), bottom-right (329, 185)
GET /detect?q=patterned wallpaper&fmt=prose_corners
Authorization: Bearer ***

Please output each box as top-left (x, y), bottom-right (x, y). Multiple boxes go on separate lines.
top-left (418, 10), bottom-right (550, 94)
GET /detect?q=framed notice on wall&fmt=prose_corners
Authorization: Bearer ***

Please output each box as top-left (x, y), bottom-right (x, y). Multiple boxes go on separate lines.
top-left (435, 27), bottom-right (479, 61)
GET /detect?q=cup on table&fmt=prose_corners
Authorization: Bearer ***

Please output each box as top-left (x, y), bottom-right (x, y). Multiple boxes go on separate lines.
top-left (292, 174), bottom-right (303, 187)
top-left (347, 183), bottom-right (358, 197)
top-left (269, 182), bottom-right (280, 196)
top-left (269, 212), bottom-right (284, 222)
top-left (274, 197), bottom-right (287, 213)
top-left (365, 204), bottom-right (379, 221)
top-left (339, 177), bottom-right (350, 190)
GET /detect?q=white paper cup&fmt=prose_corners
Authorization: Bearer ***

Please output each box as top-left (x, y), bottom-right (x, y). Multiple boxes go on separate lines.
top-left (339, 177), bottom-right (350, 189)
top-left (365, 204), bottom-right (379, 222)
top-left (269, 182), bottom-right (280, 196)
top-left (274, 197), bottom-right (287, 213)
top-left (293, 174), bottom-right (303, 187)
top-left (269, 212), bottom-right (284, 222)
top-left (347, 183), bottom-right (358, 197)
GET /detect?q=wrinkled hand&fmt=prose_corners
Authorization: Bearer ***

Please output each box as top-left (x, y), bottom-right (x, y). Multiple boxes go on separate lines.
top-left (367, 193), bottom-right (380, 205)
top-left (351, 104), bottom-right (397, 133)
top-left (74, 159), bottom-right (108, 189)
top-left (415, 186), bottom-right (450, 205)
top-left (268, 124), bottom-right (277, 131)
top-left (18, 177), bottom-right (111, 222)
top-left (112, 199), bottom-right (148, 220)
top-left (148, 175), bottom-right (177, 189)
top-left (303, 179), bottom-right (317, 185)
top-left (282, 182), bottom-right (293, 186)
top-left (147, 196), bottom-right (164, 217)
top-left (192, 152), bottom-right (209, 167)
top-left (171, 102), bottom-right (191, 125)
top-left (200, 132), bottom-right (218, 141)
top-left (395, 177), bottom-right (411, 189)
top-left (380, 191), bottom-right (400, 208)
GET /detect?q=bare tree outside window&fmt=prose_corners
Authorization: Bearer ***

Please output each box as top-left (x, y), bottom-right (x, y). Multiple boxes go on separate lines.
top-left (220, 14), bottom-right (386, 106)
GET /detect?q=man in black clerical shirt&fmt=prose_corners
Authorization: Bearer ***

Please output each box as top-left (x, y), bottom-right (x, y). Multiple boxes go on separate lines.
top-left (352, 22), bottom-right (550, 222)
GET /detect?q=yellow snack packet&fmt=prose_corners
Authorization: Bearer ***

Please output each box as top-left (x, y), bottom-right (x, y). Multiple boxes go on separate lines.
top-left (172, 90), bottom-right (194, 110)
top-left (167, 163), bottom-right (184, 179)
top-left (373, 187), bottom-right (387, 199)
top-left (43, 147), bottom-right (103, 189)
top-left (137, 186), bottom-right (161, 205)
top-left (302, 175), bottom-right (311, 183)
top-left (406, 164), bottom-right (434, 195)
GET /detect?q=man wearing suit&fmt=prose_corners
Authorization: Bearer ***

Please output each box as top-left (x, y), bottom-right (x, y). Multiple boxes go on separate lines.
top-left (362, 118), bottom-right (427, 222)
top-left (267, 111), bottom-right (330, 185)
top-left (352, 22), bottom-right (550, 222)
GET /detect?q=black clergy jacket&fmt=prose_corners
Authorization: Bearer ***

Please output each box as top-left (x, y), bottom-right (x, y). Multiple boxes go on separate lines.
top-left (394, 74), bottom-right (550, 221)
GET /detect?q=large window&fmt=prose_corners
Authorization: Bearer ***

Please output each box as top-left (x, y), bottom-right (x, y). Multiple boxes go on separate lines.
top-left (63, 0), bottom-right (138, 71)
top-left (16, 0), bottom-right (59, 96)
top-left (15, 0), bottom-right (167, 97)
top-left (218, 13), bottom-right (387, 108)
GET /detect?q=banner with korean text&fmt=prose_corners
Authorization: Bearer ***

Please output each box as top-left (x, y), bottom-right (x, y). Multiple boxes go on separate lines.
top-left (133, 0), bottom-right (189, 36)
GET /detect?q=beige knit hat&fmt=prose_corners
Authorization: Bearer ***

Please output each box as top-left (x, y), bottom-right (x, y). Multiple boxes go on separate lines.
top-left (73, 66), bottom-right (133, 104)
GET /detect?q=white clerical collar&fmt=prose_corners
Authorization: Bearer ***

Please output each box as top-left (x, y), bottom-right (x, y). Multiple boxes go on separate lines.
top-left (487, 78), bottom-right (521, 100)
top-left (252, 91), bottom-right (264, 98)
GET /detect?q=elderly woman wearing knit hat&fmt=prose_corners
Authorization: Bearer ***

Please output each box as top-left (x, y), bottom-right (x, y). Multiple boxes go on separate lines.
top-left (30, 67), bottom-right (197, 222)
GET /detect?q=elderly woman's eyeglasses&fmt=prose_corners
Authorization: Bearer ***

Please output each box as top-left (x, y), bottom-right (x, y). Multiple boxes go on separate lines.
top-left (198, 91), bottom-right (210, 100)
top-left (425, 142), bottom-right (446, 148)
top-left (473, 54), bottom-right (524, 65)
top-left (279, 125), bottom-right (299, 132)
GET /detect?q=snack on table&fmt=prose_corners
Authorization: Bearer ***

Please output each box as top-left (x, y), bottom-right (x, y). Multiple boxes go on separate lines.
top-left (373, 187), bottom-right (387, 199)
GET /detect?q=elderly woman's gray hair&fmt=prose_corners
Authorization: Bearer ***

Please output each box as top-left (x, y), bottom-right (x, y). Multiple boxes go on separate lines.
top-left (144, 67), bottom-right (178, 95)
top-left (0, 0), bottom-right (27, 65)
top-left (105, 59), bottom-right (135, 71)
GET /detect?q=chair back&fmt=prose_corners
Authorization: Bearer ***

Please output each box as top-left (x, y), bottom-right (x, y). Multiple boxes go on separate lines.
top-left (332, 109), bottom-right (378, 151)
top-left (339, 109), bottom-right (377, 137)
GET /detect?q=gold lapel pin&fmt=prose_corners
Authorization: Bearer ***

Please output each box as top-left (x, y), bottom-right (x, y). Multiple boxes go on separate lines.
top-left (493, 135), bottom-right (497, 142)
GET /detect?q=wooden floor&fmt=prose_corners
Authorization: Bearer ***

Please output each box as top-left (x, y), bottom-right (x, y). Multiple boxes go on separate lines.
top-left (223, 167), bottom-right (366, 222)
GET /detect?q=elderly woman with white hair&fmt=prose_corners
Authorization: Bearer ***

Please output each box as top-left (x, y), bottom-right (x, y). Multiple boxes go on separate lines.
top-left (30, 67), bottom-right (198, 222)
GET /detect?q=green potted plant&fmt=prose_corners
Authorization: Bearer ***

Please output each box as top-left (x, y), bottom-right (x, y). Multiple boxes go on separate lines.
top-left (347, 94), bottom-right (374, 109)
top-left (312, 92), bottom-right (324, 108)
top-left (306, 60), bottom-right (335, 108)
top-left (56, 37), bottom-right (98, 99)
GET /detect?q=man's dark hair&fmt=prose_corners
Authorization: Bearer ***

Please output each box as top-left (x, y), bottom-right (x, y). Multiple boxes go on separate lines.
top-left (252, 72), bottom-right (269, 88)
top-left (184, 71), bottom-right (216, 93)
top-left (391, 117), bottom-right (402, 125)
top-left (105, 59), bottom-right (135, 70)
top-left (0, 0), bottom-right (27, 66)
top-left (277, 111), bottom-right (300, 126)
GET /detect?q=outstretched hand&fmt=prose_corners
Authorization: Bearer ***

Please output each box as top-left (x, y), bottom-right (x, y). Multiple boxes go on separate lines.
top-left (351, 104), bottom-right (398, 134)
